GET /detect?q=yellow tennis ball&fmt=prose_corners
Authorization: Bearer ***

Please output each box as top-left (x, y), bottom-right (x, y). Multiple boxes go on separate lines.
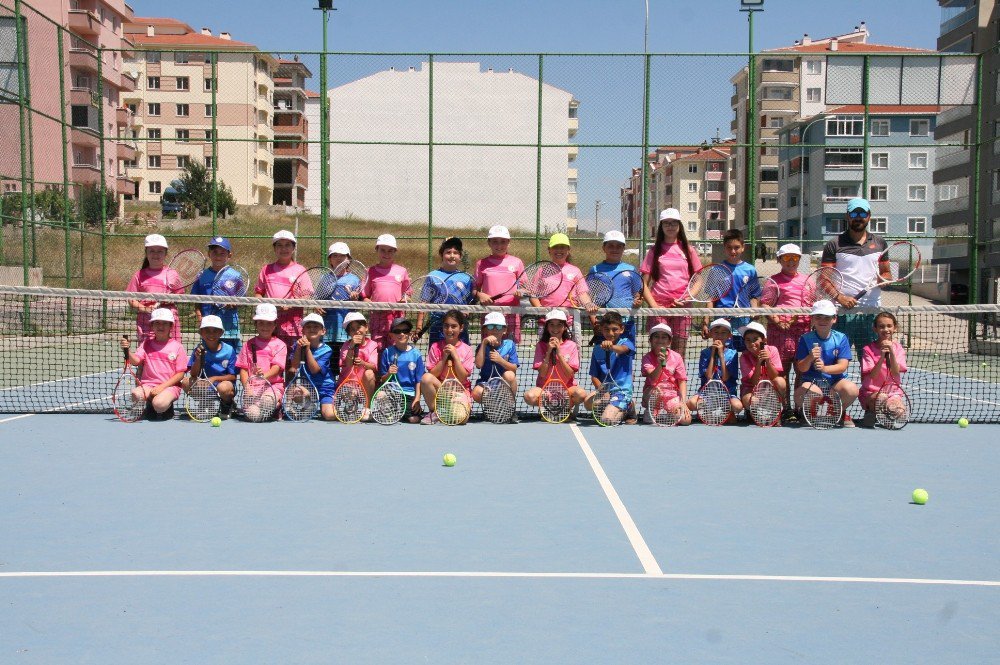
top-left (442, 453), bottom-right (457, 467)
top-left (211, 416), bottom-right (222, 427)
top-left (958, 417), bottom-right (969, 428)
top-left (912, 488), bottom-right (928, 505)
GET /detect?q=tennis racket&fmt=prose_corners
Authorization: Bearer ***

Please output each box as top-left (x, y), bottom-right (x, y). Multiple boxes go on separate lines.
top-left (371, 372), bottom-right (407, 425)
top-left (874, 351), bottom-right (911, 430)
top-left (409, 274), bottom-right (449, 304)
top-left (591, 369), bottom-right (630, 428)
top-left (481, 363), bottom-right (516, 424)
top-left (539, 347), bottom-right (571, 424)
top-left (185, 348), bottom-right (221, 422)
top-left (209, 264), bottom-right (249, 297)
top-left (647, 385), bottom-right (683, 427)
top-left (331, 258), bottom-right (369, 298)
top-left (333, 346), bottom-right (367, 424)
top-left (112, 336), bottom-right (146, 423)
top-left (283, 363), bottom-right (320, 422)
top-left (680, 263), bottom-right (733, 304)
top-left (748, 357), bottom-right (782, 427)
top-left (735, 275), bottom-right (780, 308)
top-left (170, 248), bottom-right (208, 288)
top-left (696, 347), bottom-right (731, 426)
top-left (855, 241), bottom-right (922, 299)
top-left (241, 343), bottom-right (278, 422)
top-left (436, 360), bottom-right (471, 426)
top-left (803, 266), bottom-right (845, 305)
top-left (801, 378), bottom-right (843, 429)
top-left (444, 269), bottom-right (476, 305)
top-left (289, 266), bottom-right (338, 300)
top-left (487, 260), bottom-right (563, 301)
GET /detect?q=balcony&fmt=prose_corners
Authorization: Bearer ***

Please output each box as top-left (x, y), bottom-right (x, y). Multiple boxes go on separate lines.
top-left (703, 190), bottom-right (724, 201)
top-left (933, 242), bottom-right (968, 260)
top-left (731, 93), bottom-right (740, 108)
top-left (567, 145), bottom-right (578, 161)
top-left (567, 167), bottom-right (578, 180)
top-left (273, 115), bottom-right (306, 136)
top-left (115, 175), bottom-right (136, 196)
top-left (937, 105), bottom-right (972, 127)
top-left (70, 126), bottom-right (100, 149)
top-left (71, 162), bottom-right (101, 185)
top-left (119, 72), bottom-right (137, 93)
top-left (274, 141), bottom-right (307, 159)
top-left (115, 107), bottom-right (134, 128)
top-left (936, 147), bottom-right (970, 171)
top-left (69, 87), bottom-right (96, 107)
top-left (567, 192), bottom-right (577, 205)
top-left (824, 167), bottom-right (863, 180)
top-left (935, 195), bottom-right (969, 216)
top-left (67, 9), bottom-right (101, 36)
top-left (68, 48), bottom-right (98, 73)
top-left (117, 141), bottom-right (137, 162)
top-left (568, 117), bottom-right (578, 138)
top-left (704, 170), bottom-right (724, 182)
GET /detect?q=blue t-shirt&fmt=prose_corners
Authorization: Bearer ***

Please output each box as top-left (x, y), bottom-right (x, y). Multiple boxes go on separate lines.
top-left (292, 342), bottom-right (336, 396)
top-left (795, 329), bottom-right (853, 383)
top-left (477, 338), bottom-right (519, 385)
top-left (379, 345), bottom-right (426, 396)
top-left (589, 337), bottom-right (636, 394)
top-left (187, 342), bottom-right (237, 378)
top-left (191, 267), bottom-right (241, 339)
top-left (698, 345), bottom-right (739, 395)
top-left (588, 261), bottom-right (641, 342)
top-left (324, 272), bottom-right (362, 344)
top-left (717, 260), bottom-right (759, 333)
top-left (426, 269), bottom-right (474, 344)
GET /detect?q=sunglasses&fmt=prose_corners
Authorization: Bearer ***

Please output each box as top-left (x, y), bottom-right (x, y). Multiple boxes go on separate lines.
top-left (848, 209), bottom-right (870, 219)
top-left (484, 324), bottom-right (505, 331)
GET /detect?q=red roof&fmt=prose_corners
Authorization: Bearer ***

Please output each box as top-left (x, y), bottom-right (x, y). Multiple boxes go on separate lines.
top-left (826, 104), bottom-right (941, 114)
top-left (672, 147), bottom-right (732, 163)
top-left (130, 17), bottom-right (193, 28)
top-left (131, 33), bottom-right (253, 48)
top-left (772, 42), bottom-right (932, 54)
top-left (305, 90), bottom-right (320, 98)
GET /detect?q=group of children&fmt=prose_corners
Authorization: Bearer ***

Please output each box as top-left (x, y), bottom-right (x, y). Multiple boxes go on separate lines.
top-left (122, 226), bottom-right (906, 426)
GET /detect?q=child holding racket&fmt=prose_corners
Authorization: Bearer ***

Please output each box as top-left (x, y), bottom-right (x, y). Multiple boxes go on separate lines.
top-left (119, 307), bottom-right (187, 420)
top-left (415, 237), bottom-right (473, 345)
top-left (419, 310), bottom-right (475, 425)
top-left (523, 309), bottom-right (586, 412)
top-left (738, 321), bottom-right (787, 416)
top-left (320, 241), bottom-right (363, 381)
top-left (714, 228), bottom-right (759, 351)
top-left (686, 318), bottom-right (742, 421)
top-left (378, 318), bottom-right (426, 424)
top-left (859, 311), bottom-right (908, 427)
top-left (190, 236), bottom-right (242, 352)
top-left (530, 233), bottom-right (597, 334)
top-left (640, 208), bottom-right (705, 356)
top-left (471, 311), bottom-right (519, 419)
top-left (254, 230), bottom-right (308, 351)
top-left (362, 234), bottom-right (411, 350)
top-left (181, 315), bottom-right (237, 419)
top-left (588, 230), bottom-right (642, 343)
top-left (338, 311), bottom-right (379, 420)
top-left (641, 323), bottom-right (691, 425)
top-left (287, 313), bottom-right (337, 421)
top-left (474, 225), bottom-right (526, 343)
top-left (126, 234), bottom-right (183, 341)
top-left (793, 300), bottom-right (859, 427)
top-left (235, 303), bottom-right (288, 414)
top-left (585, 312), bottom-right (637, 425)
top-left (766, 244), bottom-right (810, 411)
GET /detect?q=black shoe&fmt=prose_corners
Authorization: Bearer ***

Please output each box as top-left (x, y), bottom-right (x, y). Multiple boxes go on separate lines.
top-left (509, 413), bottom-right (520, 424)
top-left (142, 401), bottom-right (155, 421)
top-left (159, 405), bottom-right (175, 421)
top-left (219, 401), bottom-right (233, 420)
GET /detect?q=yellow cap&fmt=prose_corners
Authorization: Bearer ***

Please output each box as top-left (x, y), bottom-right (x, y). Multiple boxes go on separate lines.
top-left (549, 233), bottom-right (571, 248)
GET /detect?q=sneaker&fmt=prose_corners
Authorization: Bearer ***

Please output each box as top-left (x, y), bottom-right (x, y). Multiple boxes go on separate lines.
top-left (642, 410), bottom-right (653, 425)
top-left (360, 408), bottom-right (371, 423)
top-left (219, 401), bottom-right (233, 420)
top-left (508, 413), bottom-right (520, 424)
top-left (420, 411), bottom-right (440, 425)
top-left (841, 414), bottom-right (856, 428)
top-left (861, 410), bottom-right (876, 428)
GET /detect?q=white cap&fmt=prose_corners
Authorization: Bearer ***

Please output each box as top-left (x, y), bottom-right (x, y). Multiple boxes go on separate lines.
top-left (487, 225), bottom-right (511, 240)
top-left (545, 309), bottom-right (568, 323)
top-left (375, 233), bottom-right (397, 249)
top-left (811, 300), bottom-right (837, 316)
top-left (199, 315), bottom-right (224, 330)
top-left (709, 318), bottom-right (732, 331)
top-left (302, 313), bottom-right (325, 327)
top-left (253, 303), bottom-right (278, 321)
top-left (144, 233), bottom-right (168, 248)
top-left (327, 241), bottom-right (351, 256)
top-left (603, 230), bottom-right (626, 245)
top-left (776, 243), bottom-right (802, 258)
top-left (741, 321), bottom-right (767, 339)
top-left (649, 322), bottom-right (673, 337)
top-left (659, 208), bottom-right (682, 221)
top-left (483, 311), bottom-right (507, 327)
top-left (149, 307), bottom-right (173, 323)
top-left (343, 311), bottom-right (367, 329)
top-left (272, 229), bottom-right (296, 244)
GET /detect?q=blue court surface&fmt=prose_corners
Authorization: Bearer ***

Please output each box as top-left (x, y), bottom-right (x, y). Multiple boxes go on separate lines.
top-left (1, 416), bottom-right (998, 663)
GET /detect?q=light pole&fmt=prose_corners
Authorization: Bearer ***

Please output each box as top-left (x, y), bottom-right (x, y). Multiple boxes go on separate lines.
top-left (740, 0), bottom-right (764, 258)
top-left (595, 200), bottom-right (602, 235)
top-left (315, 0), bottom-right (334, 251)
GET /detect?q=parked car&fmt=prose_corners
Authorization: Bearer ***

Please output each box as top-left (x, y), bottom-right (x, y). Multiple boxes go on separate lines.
top-left (950, 283), bottom-right (969, 305)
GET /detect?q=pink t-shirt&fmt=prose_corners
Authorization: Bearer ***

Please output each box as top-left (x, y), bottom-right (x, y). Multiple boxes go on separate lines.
top-left (770, 271), bottom-right (810, 327)
top-left (364, 263), bottom-right (411, 303)
top-left (126, 267), bottom-right (183, 341)
top-left (235, 336), bottom-right (288, 385)
top-left (639, 242), bottom-right (703, 306)
top-left (474, 254), bottom-right (525, 306)
top-left (134, 338), bottom-right (187, 388)
top-left (540, 262), bottom-right (586, 307)
top-left (339, 338), bottom-right (380, 377)
top-left (739, 345), bottom-right (784, 392)
top-left (255, 261), bottom-right (308, 340)
top-left (641, 349), bottom-right (687, 393)
top-left (532, 339), bottom-right (580, 387)
top-left (861, 340), bottom-right (908, 395)
top-left (427, 340), bottom-right (475, 388)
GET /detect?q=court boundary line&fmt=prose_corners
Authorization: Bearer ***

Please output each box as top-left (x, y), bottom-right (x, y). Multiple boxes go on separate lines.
top-left (0, 570), bottom-right (997, 587)
top-left (570, 424), bottom-right (663, 575)
top-left (0, 369), bottom-right (117, 393)
top-left (0, 395), bottom-right (109, 424)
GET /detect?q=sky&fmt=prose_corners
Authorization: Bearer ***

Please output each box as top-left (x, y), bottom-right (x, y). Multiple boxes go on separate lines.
top-left (128, 0), bottom-right (944, 231)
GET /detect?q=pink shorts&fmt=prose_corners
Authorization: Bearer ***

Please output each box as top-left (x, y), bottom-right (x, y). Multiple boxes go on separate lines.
top-left (139, 384), bottom-right (181, 401)
top-left (648, 314), bottom-right (692, 339)
top-left (768, 322), bottom-right (810, 365)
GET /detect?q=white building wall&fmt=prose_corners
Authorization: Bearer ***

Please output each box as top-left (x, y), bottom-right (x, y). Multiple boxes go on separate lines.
top-left (800, 56), bottom-right (826, 117)
top-left (304, 95), bottom-right (321, 213)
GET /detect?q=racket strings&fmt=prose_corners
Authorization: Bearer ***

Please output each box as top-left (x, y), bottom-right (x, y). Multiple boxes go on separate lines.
top-left (371, 382), bottom-right (407, 425)
top-left (592, 381), bottom-right (627, 427)
top-left (211, 265), bottom-right (249, 297)
top-left (540, 382), bottom-right (570, 423)
top-left (647, 388), bottom-right (681, 426)
top-left (749, 382), bottom-right (782, 426)
top-left (482, 377), bottom-right (515, 423)
top-left (875, 384), bottom-right (911, 430)
top-left (521, 262), bottom-right (562, 298)
top-left (804, 268), bottom-right (843, 303)
top-left (690, 266), bottom-right (731, 302)
top-left (697, 381), bottom-right (731, 426)
top-left (113, 376), bottom-right (146, 422)
top-left (582, 274), bottom-right (613, 307)
top-left (186, 379), bottom-right (220, 421)
top-left (436, 380), bottom-right (471, 426)
top-left (802, 381), bottom-right (842, 429)
top-left (334, 380), bottom-right (366, 423)
top-left (283, 378), bottom-right (319, 422)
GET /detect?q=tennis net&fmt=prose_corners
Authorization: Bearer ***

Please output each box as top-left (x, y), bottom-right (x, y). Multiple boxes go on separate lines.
top-left (2, 285), bottom-right (999, 423)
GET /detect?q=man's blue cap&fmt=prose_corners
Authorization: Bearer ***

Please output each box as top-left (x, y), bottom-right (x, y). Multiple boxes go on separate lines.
top-left (208, 236), bottom-right (232, 251)
top-left (846, 197), bottom-right (870, 214)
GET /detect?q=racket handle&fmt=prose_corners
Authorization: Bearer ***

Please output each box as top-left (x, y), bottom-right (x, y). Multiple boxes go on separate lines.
top-left (121, 335), bottom-right (130, 360)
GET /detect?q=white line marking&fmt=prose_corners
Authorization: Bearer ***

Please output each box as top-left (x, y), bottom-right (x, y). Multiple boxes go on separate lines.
top-left (0, 370), bottom-right (117, 393)
top-left (570, 424), bottom-right (662, 575)
top-left (0, 396), bottom-right (109, 425)
top-left (0, 570), bottom-right (997, 587)
top-left (0, 414), bottom-right (34, 424)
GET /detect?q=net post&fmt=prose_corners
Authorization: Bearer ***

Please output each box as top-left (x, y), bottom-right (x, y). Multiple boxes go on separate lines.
top-left (14, 0), bottom-right (30, 332)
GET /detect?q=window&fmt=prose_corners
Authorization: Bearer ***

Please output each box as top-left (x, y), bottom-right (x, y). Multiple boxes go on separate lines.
top-left (869, 185), bottom-right (888, 201)
top-left (825, 217), bottom-right (846, 233)
top-left (870, 119), bottom-right (890, 137)
top-left (789, 192), bottom-right (798, 208)
top-left (870, 152), bottom-right (889, 169)
top-left (768, 116), bottom-right (785, 128)
top-left (148, 155), bottom-right (160, 168)
top-left (176, 77), bottom-right (189, 91)
top-left (147, 128), bottom-right (161, 140)
top-left (687, 202), bottom-right (697, 212)
top-left (205, 156), bottom-right (214, 168)
top-left (908, 185), bottom-right (927, 201)
top-left (805, 60), bottom-right (822, 75)
top-left (938, 183), bottom-right (960, 200)
top-left (825, 148), bottom-right (864, 168)
top-left (827, 185), bottom-right (858, 201)
top-left (176, 104), bottom-right (189, 117)
top-left (762, 87), bottom-right (793, 100)
top-left (910, 119), bottom-right (930, 136)
top-left (806, 88), bottom-right (821, 103)
top-left (687, 182), bottom-right (698, 192)
top-left (909, 152), bottom-right (928, 169)
top-left (760, 196), bottom-right (778, 209)
top-left (205, 104), bottom-right (214, 117)
top-left (126, 103), bottom-right (137, 115)
top-left (146, 51), bottom-right (160, 64)
top-left (826, 116), bottom-right (864, 136)
top-left (870, 217), bottom-right (888, 234)
top-left (568, 178), bottom-right (577, 193)
top-left (149, 181), bottom-right (161, 194)
top-left (688, 164), bottom-right (698, 174)
top-left (177, 155), bottom-right (190, 168)
top-left (145, 76), bottom-right (159, 90)
top-left (176, 129), bottom-right (190, 142)
top-left (908, 217), bottom-right (927, 233)
top-left (147, 102), bottom-right (160, 116)
top-left (761, 58), bottom-right (794, 72)
top-left (174, 51), bottom-right (190, 64)
top-left (760, 167), bottom-right (779, 182)
top-left (204, 130), bottom-right (214, 142)
top-left (687, 221), bottom-right (698, 232)
top-left (204, 77), bottom-right (215, 91)
top-left (70, 105), bottom-right (89, 128)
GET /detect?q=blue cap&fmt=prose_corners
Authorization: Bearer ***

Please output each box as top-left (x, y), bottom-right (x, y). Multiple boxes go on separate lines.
top-left (208, 236), bottom-right (232, 251)
top-left (846, 198), bottom-right (870, 214)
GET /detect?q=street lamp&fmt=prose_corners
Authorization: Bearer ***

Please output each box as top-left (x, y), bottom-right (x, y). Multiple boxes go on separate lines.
top-left (314, 0), bottom-right (335, 250)
top-left (740, 0), bottom-right (763, 258)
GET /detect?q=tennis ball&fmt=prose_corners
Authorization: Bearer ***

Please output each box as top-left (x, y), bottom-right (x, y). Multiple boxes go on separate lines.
top-left (210, 416), bottom-right (222, 427)
top-left (981, 362), bottom-right (989, 368)
top-left (912, 488), bottom-right (928, 505)
top-left (958, 417), bottom-right (969, 428)
top-left (442, 453), bottom-right (457, 467)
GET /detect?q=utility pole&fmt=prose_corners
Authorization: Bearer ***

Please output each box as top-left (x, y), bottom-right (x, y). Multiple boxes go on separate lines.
top-left (595, 200), bottom-right (602, 235)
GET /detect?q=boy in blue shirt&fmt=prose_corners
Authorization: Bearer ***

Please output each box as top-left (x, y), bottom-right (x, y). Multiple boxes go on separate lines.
top-left (415, 237), bottom-right (474, 344)
top-left (289, 313), bottom-right (337, 420)
top-left (688, 318), bottom-right (743, 422)
top-left (191, 237), bottom-right (242, 353)
top-left (378, 317), bottom-right (427, 423)
top-left (586, 311), bottom-right (637, 425)
top-left (588, 230), bottom-right (643, 343)
top-left (324, 241), bottom-right (363, 381)
top-left (472, 311), bottom-right (520, 423)
top-left (793, 299), bottom-right (860, 427)
top-left (711, 228), bottom-right (759, 352)
top-left (182, 315), bottom-right (238, 418)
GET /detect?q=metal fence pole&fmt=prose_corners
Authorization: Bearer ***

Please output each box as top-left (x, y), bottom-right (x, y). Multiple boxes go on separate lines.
top-left (427, 53), bottom-right (434, 272)
top-left (640, 53), bottom-right (651, 263)
top-left (970, 52), bottom-right (984, 304)
top-left (14, 0), bottom-right (30, 290)
top-left (57, 24), bottom-right (72, 329)
top-left (746, 11), bottom-right (757, 254)
top-left (97, 44), bottom-right (107, 289)
top-left (535, 54), bottom-right (543, 262)
top-left (319, 9), bottom-right (329, 252)
top-left (211, 52), bottom-right (218, 235)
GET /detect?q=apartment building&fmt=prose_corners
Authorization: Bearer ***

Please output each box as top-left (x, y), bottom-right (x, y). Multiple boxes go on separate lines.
top-left (304, 89), bottom-right (322, 214)
top-left (272, 58), bottom-right (311, 209)
top-left (122, 17), bottom-right (275, 206)
top-left (646, 145), bottom-right (734, 242)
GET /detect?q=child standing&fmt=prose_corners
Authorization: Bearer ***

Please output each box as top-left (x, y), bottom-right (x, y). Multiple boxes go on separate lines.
top-left (585, 311), bottom-right (636, 425)
top-left (378, 317), bottom-right (427, 424)
top-left (420, 310), bottom-right (475, 425)
top-left (236, 303), bottom-right (289, 417)
top-left (322, 241), bottom-right (361, 380)
top-left (362, 234), bottom-right (411, 350)
top-left (714, 228), bottom-right (759, 351)
top-left (687, 318), bottom-right (742, 421)
top-left (289, 313), bottom-right (337, 421)
top-left (415, 237), bottom-right (473, 345)
top-left (254, 230), bottom-right (307, 351)
top-left (120, 307), bottom-right (187, 419)
top-left (588, 230), bottom-right (643, 343)
top-left (191, 236), bottom-right (242, 352)
top-left (181, 315), bottom-right (237, 419)
top-left (793, 300), bottom-right (860, 427)
top-left (126, 234), bottom-right (183, 341)
top-left (339, 312), bottom-right (379, 420)
top-left (474, 225), bottom-right (525, 343)
top-left (471, 311), bottom-right (520, 422)
top-left (641, 323), bottom-right (691, 425)
top-left (530, 233), bottom-right (597, 336)
top-left (859, 311), bottom-right (908, 427)
top-left (523, 310), bottom-right (587, 411)
top-left (766, 243), bottom-right (810, 414)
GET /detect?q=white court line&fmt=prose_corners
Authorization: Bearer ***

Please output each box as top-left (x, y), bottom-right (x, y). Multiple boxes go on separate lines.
top-left (0, 369), bottom-right (117, 393)
top-left (570, 424), bottom-right (662, 575)
top-left (0, 570), bottom-right (997, 588)
top-left (0, 395), bottom-right (109, 425)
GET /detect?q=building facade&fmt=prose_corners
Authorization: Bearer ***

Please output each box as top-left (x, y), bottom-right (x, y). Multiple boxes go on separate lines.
top-left (272, 58), bottom-right (311, 209)
top-left (647, 145), bottom-right (734, 242)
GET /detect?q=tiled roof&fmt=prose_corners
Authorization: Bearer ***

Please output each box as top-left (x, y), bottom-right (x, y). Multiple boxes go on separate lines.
top-left (131, 33), bottom-right (253, 48)
top-left (771, 42), bottom-right (932, 54)
top-left (826, 104), bottom-right (942, 114)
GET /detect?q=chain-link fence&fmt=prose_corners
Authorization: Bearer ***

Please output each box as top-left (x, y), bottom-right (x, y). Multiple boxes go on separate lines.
top-left (0, 0), bottom-right (987, 304)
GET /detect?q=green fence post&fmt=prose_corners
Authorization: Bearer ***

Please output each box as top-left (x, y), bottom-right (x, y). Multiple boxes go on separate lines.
top-left (535, 54), bottom-right (543, 263)
top-left (319, 8), bottom-right (329, 252)
top-left (211, 52), bottom-right (218, 236)
top-left (970, 52), bottom-right (984, 305)
top-left (427, 53), bottom-right (434, 272)
top-left (97, 43), bottom-right (107, 289)
top-left (14, 0), bottom-right (30, 291)
top-left (640, 53), bottom-right (651, 263)
top-left (57, 24), bottom-right (72, 329)
top-left (746, 10), bottom-right (757, 255)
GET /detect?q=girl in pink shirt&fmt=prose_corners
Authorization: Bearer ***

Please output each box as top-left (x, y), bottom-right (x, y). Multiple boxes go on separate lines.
top-left (235, 303), bottom-right (289, 416)
top-left (126, 234), bottom-right (183, 341)
top-left (738, 323), bottom-right (787, 414)
top-left (474, 225), bottom-right (526, 343)
top-left (254, 229), bottom-right (308, 351)
top-left (338, 312), bottom-right (379, 419)
top-left (420, 310), bottom-right (475, 425)
top-left (363, 234), bottom-right (411, 349)
top-left (523, 311), bottom-right (586, 410)
top-left (120, 307), bottom-right (187, 420)
top-left (860, 311), bottom-right (908, 422)
top-left (530, 233), bottom-right (597, 335)
top-left (766, 245), bottom-right (810, 394)
top-left (641, 323), bottom-right (691, 425)
top-left (640, 209), bottom-right (703, 356)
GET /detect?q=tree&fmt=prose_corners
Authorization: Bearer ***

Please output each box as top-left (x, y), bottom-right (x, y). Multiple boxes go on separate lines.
top-left (178, 160), bottom-right (237, 218)
top-left (77, 184), bottom-right (114, 228)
